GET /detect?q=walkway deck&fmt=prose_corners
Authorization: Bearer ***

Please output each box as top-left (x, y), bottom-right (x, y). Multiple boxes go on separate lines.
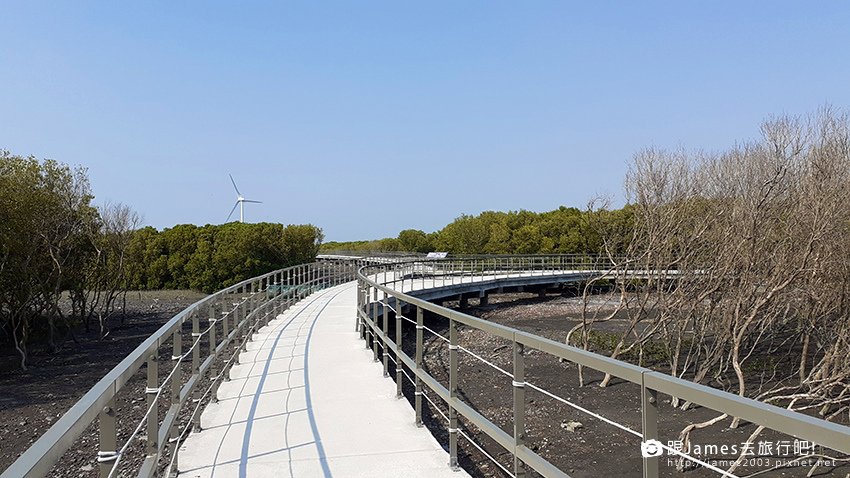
top-left (177, 282), bottom-right (467, 478)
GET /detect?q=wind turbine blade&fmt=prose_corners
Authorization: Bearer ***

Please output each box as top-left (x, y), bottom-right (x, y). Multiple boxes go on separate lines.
top-left (242, 199), bottom-right (262, 203)
top-left (226, 201), bottom-right (239, 222)
top-left (229, 174), bottom-right (242, 196)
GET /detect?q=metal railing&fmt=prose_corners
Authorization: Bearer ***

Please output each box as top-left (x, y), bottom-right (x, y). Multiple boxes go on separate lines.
top-left (11, 253), bottom-right (848, 478)
top-left (356, 256), bottom-right (850, 478)
top-left (1, 259), bottom-right (364, 478)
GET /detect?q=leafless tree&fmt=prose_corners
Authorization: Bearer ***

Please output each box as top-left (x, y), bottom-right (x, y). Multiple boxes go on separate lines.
top-left (573, 108), bottom-right (850, 474)
top-left (71, 202), bottom-right (141, 339)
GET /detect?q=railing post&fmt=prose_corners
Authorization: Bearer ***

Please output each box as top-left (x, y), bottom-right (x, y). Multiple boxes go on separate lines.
top-left (372, 293), bottom-right (379, 362)
top-left (245, 281), bottom-right (261, 330)
top-left (513, 338), bottom-right (526, 477)
top-left (245, 283), bottom-right (252, 316)
top-left (355, 282), bottom-right (362, 332)
top-left (295, 267), bottom-right (300, 295)
top-left (382, 291), bottom-right (389, 377)
top-left (232, 293), bottom-right (240, 339)
top-left (168, 324), bottom-right (183, 470)
top-left (642, 372), bottom-right (660, 478)
top-left (448, 317), bottom-right (459, 470)
top-left (288, 271), bottom-right (293, 304)
top-left (98, 398), bottom-right (117, 478)
top-left (191, 310), bottom-right (200, 374)
top-left (222, 300), bottom-right (230, 346)
top-left (271, 283), bottom-right (279, 324)
top-left (255, 279), bottom-right (261, 314)
top-left (363, 284), bottom-right (370, 346)
top-left (395, 297), bottom-right (403, 399)
top-left (209, 303), bottom-right (217, 358)
top-left (192, 309), bottom-right (201, 433)
top-left (264, 280), bottom-right (272, 327)
top-left (146, 353), bottom-right (159, 456)
top-left (360, 284), bottom-right (368, 341)
top-left (415, 306), bottom-right (423, 427)
top-left (285, 269), bottom-right (290, 299)
top-left (171, 328), bottom-right (182, 436)
top-left (208, 302), bottom-right (218, 403)
top-left (251, 280), bottom-right (258, 315)
top-left (240, 291), bottom-right (249, 352)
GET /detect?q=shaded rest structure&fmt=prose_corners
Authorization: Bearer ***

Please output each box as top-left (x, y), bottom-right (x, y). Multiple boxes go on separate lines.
top-left (176, 281), bottom-right (468, 478)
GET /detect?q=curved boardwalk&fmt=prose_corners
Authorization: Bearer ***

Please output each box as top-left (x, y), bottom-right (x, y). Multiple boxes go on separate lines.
top-left (177, 282), bottom-right (467, 478)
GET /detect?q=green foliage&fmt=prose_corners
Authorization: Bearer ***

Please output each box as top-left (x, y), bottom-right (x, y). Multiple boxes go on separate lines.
top-left (0, 151), bottom-right (98, 367)
top-left (1, 150), bottom-right (325, 369)
top-left (397, 229), bottom-right (434, 253)
top-left (125, 222), bottom-right (324, 292)
top-left (321, 205), bottom-right (634, 255)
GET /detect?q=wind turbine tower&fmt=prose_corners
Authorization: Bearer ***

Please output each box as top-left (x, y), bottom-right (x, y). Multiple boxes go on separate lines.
top-left (227, 174), bottom-right (262, 223)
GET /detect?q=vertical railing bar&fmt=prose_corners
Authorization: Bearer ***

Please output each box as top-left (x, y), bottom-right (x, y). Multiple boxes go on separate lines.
top-left (145, 353), bottom-right (158, 457)
top-left (395, 297), bottom-right (403, 399)
top-left (209, 302), bottom-right (220, 403)
top-left (167, 322), bottom-right (182, 477)
top-left (513, 336), bottom-right (526, 477)
top-left (191, 309), bottom-right (201, 433)
top-left (415, 305), bottom-right (424, 427)
top-left (372, 288), bottom-right (379, 361)
top-left (355, 282), bottom-right (362, 332)
top-left (98, 398), bottom-right (117, 478)
top-left (642, 372), bottom-right (660, 478)
top-left (239, 288), bottom-right (248, 352)
top-left (382, 290), bottom-right (389, 377)
top-left (448, 316), bottom-right (459, 470)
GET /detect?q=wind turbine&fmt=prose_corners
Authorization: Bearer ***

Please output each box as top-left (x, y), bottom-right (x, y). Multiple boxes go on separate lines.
top-left (226, 174), bottom-right (262, 223)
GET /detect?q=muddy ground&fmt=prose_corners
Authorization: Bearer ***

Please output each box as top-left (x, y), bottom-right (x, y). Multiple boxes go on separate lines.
top-left (2, 289), bottom-right (847, 477)
top-left (0, 290), bottom-right (211, 477)
top-left (387, 291), bottom-right (850, 478)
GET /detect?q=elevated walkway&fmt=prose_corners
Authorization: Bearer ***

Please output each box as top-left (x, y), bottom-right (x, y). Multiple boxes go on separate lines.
top-left (177, 282), bottom-right (467, 478)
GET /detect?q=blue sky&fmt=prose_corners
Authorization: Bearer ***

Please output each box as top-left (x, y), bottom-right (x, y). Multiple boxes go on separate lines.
top-left (2, 2), bottom-right (848, 241)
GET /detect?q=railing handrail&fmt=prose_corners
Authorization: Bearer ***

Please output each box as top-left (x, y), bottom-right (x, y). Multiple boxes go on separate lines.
top-left (356, 257), bottom-right (850, 478)
top-left (2, 259), bottom-right (364, 478)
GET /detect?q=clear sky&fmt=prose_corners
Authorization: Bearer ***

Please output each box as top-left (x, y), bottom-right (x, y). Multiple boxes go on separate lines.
top-left (2, 2), bottom-right (848, 241)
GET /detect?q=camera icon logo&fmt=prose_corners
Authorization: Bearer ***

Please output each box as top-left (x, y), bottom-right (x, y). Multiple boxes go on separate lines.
top-left (641, 439), bottom-right (664, 458)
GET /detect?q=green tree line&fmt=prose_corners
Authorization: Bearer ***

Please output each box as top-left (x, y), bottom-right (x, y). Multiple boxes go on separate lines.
top-left (322, 205), bottom-right (634, 255)
top-left (125, 222), bottom-right (323, 292)
top-left (1, 150), bottom-right (323, 369)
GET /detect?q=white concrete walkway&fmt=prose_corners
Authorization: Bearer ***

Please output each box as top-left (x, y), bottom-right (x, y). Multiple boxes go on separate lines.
top-left (177, 282), bottom-right (467, 478)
